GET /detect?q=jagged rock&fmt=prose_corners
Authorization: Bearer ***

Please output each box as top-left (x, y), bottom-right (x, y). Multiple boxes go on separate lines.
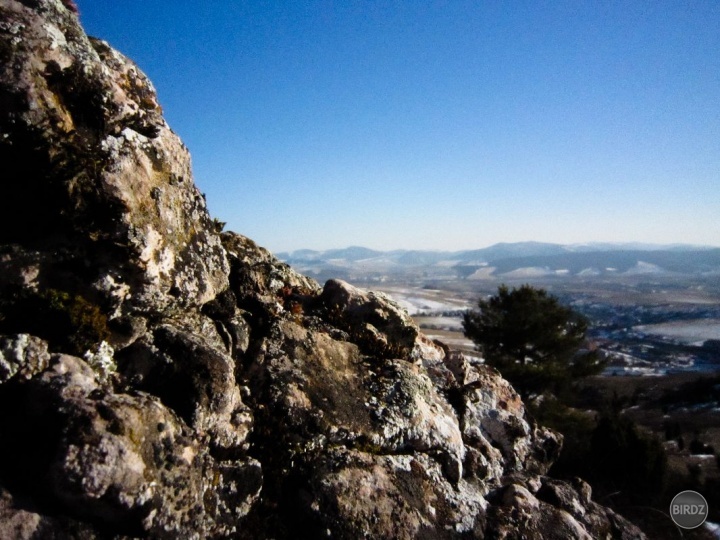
top-left (487, 482), bottom-right (595, 540)
top-left (222, 231), bottom-right (320, 319)
top-left (460, 364), bottom-right (562, 476)
top-left (0, 1), bottom-right (647, 538)
top-left (117, 320), bottom-right (252, 454)
top-left (303, 449), bottom-right (487, 539)
top-left (247, 318), bottom-right (465, 489)
top-left (0, 486), bottom-right (102, 540)
top-left (320, 278), bottom-right (419, 359)
top-left (485, 477), bottom-right (645, 539)
top-left (0, 333), bottom-right (51, 382)
top-left (201, 288), bottom-right (253, 357)
top-left (0, 350), bottom-right (262, 538)
top-left (0, 0), bottom-right (228, 317)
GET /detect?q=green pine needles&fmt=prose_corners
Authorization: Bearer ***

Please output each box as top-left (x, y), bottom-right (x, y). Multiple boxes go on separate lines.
top-left (463, 284), bottom-right (603, 397)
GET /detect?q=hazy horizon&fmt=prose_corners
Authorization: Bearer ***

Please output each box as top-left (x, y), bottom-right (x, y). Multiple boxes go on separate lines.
top-left (77, 1), bottom-right (720, 254)
top-left (276, 239), bottom-right (720, 255)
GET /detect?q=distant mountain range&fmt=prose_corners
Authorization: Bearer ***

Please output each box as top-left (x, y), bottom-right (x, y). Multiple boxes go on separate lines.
top-left (277, 242), bottom-right (720, 282)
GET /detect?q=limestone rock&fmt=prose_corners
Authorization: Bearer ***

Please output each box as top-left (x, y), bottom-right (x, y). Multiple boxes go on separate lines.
top-left (116, 320), bottom-right (252, 454)
top-left (0, 0), bottom-right (228, 317)
top-left (320, 278), bottom-right (419, 358)
top-left (0, 333), bottom-right (51, 382)
top-left (247, 318), bottom-right (464, 488)
top-left (303, 449), bottom-right (487, 539)
top-left (0, 351), bottom-right (261, 538)
top-left (0, 486), bottom-right (101, 540)
top-left (460, 364), bottom-right (561, 476)
top-left (485, 477), bottom-right (646, 539)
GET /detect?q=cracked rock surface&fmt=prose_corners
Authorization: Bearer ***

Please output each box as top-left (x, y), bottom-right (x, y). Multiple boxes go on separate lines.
top-left (0, 1), bottom-right (645, 538)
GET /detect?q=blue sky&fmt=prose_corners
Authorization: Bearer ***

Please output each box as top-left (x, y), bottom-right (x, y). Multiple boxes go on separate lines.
top-left (75, 1), bottom-right (719, 253)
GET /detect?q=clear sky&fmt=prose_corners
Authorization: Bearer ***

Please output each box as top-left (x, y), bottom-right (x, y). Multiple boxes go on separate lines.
top-left (75, 1), bottom-right (719, 253)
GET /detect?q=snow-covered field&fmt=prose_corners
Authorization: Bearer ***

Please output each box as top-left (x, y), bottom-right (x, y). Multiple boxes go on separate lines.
top-left (635, 319), bottom-right (720, 343)
top-left (416, 327), bottom-right (477, 353)
top-left (413, 316), bottom-right (464, 331)
top-left (369, 286), bottom-right (478, 352)
top-left (373, 286), bottom-right (471, 315)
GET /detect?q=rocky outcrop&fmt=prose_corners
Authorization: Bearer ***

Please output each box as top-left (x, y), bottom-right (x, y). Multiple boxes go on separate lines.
top-left (0, 0), bottom-right (227, 316)
top-left (0, 1), bottom-right (645, 538)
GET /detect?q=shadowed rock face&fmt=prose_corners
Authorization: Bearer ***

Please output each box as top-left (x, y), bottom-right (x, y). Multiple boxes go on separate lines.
top-left (0, 1), bottom-right (645, 538)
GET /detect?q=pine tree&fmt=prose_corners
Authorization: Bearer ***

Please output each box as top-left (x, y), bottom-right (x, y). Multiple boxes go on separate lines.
top-left (463, 284), bottom-right (602, 397)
